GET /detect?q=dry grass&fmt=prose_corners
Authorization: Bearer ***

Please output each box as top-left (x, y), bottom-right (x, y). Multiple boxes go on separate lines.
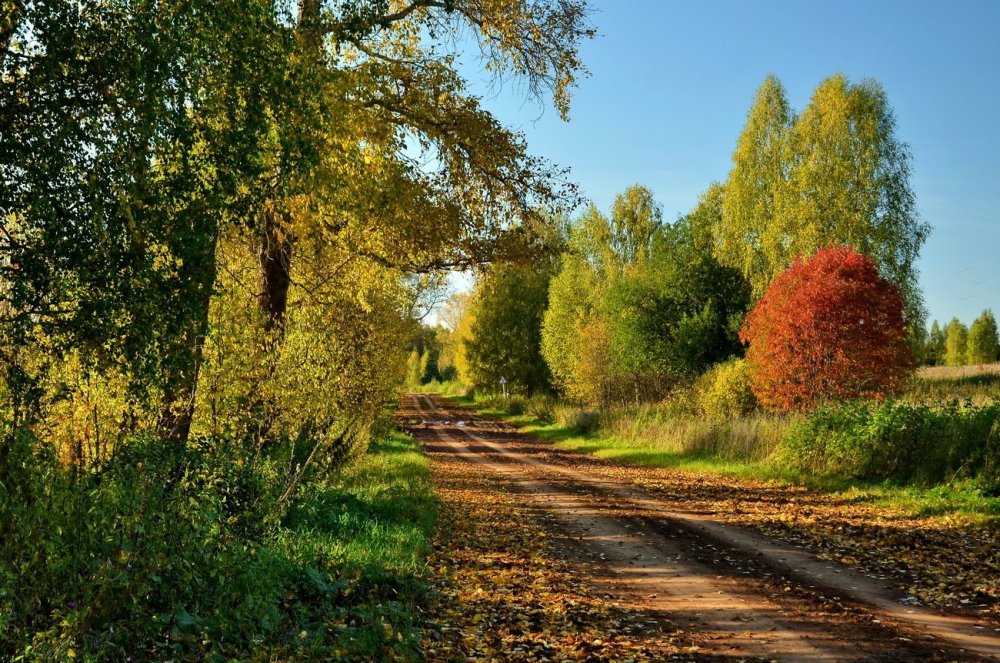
top-left (905, 366), bottom-right (1000, 405)
top-left (918, 363), bottom-right (1000, 380)
top-left (601, 406), bottom-right (793, 463)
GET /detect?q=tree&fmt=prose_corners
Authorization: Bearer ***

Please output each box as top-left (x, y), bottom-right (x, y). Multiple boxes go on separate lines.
top-left (541, 186), bottom-right (662, 405)
top-left (1, 0), bottom-right (286, 445)
top-left (715, 74), bottom-right (791, 299)
top-left (253, 1), bottom-right (595, 337)
top-left (403, 324), bottom-right (444, 385)
top-left (406, 349), bottom-right (424, 389)
top-left (457, 262), bottom-right (555, 394)
top-left (437, 293), bottom-right (470, 381)
top-left (540, 184), bottom-right (750, 406)
top-left (909, 323), bottom-right (929, 366)
top-left (0, 0), bottom-right (22, 68)
top-left (716, 74), bottom-right (930, 325)
top-left (967, 310), bottom-right (999, 365)
top-left (609, 185), bottom-right (661, 265)
top-left (231, 1), bottom-right (594, 440)
top-left (944, 318), bottom-right (969, 367)
top-left (740, 246), bottom-right (913, 412)
top-left (926, 320), bottom-right (947, 366)
top-left (540, 250), bottom-right (600, 401)
top-left (604, 185), bottom-right (750, 393)
top-left (782, 75), bottom-right (928, 323)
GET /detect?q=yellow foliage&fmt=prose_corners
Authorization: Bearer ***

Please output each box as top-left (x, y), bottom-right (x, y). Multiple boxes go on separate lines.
top-left (693, 358), bottom-right (757, 418)
top-left (194, 230), bottom-right (410, 453)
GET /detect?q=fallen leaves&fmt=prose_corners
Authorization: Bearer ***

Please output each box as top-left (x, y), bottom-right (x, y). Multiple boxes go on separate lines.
top-left (402, 395), bottom-right (999, 661)
top-left (427, 398), bottom-right (1000, 627)
top-left (419, 441), bottom-right (709, 661)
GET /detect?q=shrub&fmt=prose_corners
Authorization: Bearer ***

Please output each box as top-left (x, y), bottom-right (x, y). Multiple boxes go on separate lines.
top-left (740, 246), bottom-right (914, 412)
top-left (475, 392), bottom-right (527, 416)
top-left (0, 427), bottom-right (434, 661)
top-left (526, 394), bottom-right (558, 422)
top-left (554, 406), bottom-right (601, 434)
top-left (781, 400), bottom-right (1000, 485)
top-left (693, 358), bottom-right (757, 418)
top-left (505, 396), bottom-right (527, 416)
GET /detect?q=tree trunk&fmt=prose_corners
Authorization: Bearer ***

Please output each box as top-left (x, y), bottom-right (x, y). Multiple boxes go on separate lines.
top-left (297, 0), bottom-right (321, 37)
top-left (155, 374), bottom-right (198, 445)
top-left (255, 0), bottom-right (319, 333)
top-left (155, 320), bottom-right (209, 447)
top-left (156, 232), bottom-right (219, 446)
top-left (247, 0), bottom-right (321, 446)
top-left (258, 207), bottom-right (293, 332)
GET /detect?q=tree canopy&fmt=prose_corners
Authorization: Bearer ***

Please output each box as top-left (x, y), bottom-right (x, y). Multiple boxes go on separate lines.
top-left (456, 262), bottom-right (556, 394)
top-left (740, 246), bottom-right (913, 412)
top-left (541, 185), bottom-right (749, 406)
top-left (716, 74), bottom-right (929, 325)
top-left (944, 318), bottom-right (969, 367)
top-left (967, 310), bottom-right (999, 365)
top-left (0, 3), bottom-right (595, 655)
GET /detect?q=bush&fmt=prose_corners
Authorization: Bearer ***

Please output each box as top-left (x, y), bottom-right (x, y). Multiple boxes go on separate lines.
top-left (0, 428), bottom-right (434, 661)
top-left (474, 392), bottom-right (527, 416)
top-left (694, 358), bottom-right (757, 418)
top-left (505, 396), bottom-right (527, 416)
top-left (741, 246), bottom-right (914, 412)
top-left (554, 406), bottom-right (601, 434)
top-left (526, 394), bottom-right (558, 422)
top-left (781, 400), bottom-right (1000, 485)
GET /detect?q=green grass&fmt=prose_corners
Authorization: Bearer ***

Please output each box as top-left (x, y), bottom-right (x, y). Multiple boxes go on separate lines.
top-left (287, 432), bottom-right (436, 574)
top-left (275, 430), bottom-right (438, 660)
top-left (446, 394), bottom-right (1000, 524)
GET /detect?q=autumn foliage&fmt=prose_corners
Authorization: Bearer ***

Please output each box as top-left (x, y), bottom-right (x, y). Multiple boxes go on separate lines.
top-left (740, 246), bottom-right (914, 412)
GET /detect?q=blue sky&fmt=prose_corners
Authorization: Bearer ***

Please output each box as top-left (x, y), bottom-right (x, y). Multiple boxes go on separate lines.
top-left (452, 0), bottom-right (1000, 327)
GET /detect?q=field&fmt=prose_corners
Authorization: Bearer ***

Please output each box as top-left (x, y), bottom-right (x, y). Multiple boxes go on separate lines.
top-left (918, 363), bottom-right (1000, 380)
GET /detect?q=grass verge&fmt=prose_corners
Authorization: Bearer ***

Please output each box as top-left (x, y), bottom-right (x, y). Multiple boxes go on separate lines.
top-left (277, 430), bottom-right (438, 660)
top-left (0, 429), bottom-right (436, 662)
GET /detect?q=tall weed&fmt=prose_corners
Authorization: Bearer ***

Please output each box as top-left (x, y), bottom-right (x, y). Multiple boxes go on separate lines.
top-left (601, 406), bottom-right (789, 462)
top-left (781, 400), bottom-right (1000, 485)
top-left (904, 373), bottom-right (1000, 405)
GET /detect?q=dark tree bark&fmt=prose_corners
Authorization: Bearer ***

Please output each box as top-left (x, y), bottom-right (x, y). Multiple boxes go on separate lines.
top-left (156, 229), bottom-right (220, 446)
top-left (258, 208), bottom-right (294, 332)
top-left (297, 0), bottom-right (321, 39)
top-left (255, 0), bottom-right (320, 333)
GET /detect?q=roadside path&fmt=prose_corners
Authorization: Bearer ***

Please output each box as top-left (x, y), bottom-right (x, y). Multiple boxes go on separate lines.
top-left (401, 393), bottom-right (999, 661)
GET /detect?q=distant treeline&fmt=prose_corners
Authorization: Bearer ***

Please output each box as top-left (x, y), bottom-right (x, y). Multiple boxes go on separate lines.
top-left (420, 74), bottom-right (933, 412)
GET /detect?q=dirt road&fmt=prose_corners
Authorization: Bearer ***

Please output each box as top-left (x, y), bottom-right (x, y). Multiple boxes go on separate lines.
top-left (400, 393), bottom-right (1000, 661)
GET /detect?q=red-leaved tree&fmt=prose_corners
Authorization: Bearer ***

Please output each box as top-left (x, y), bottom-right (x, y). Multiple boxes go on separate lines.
top-left (739, 246), bottom-right (914, 412)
